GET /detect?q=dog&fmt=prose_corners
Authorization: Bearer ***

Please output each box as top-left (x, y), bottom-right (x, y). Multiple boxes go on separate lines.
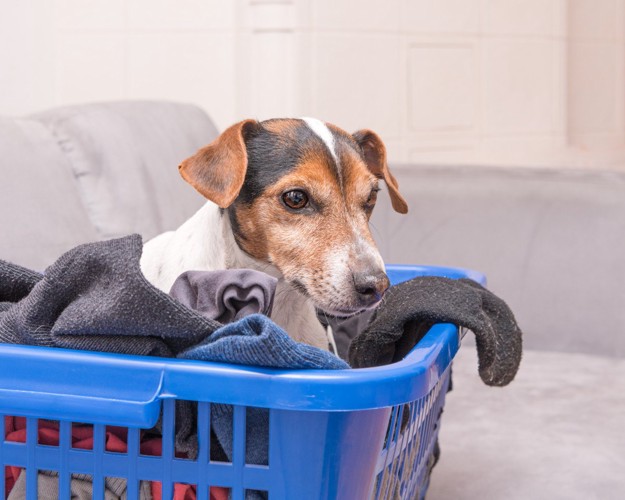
top-left (140, 117), bottom-right (408, 350)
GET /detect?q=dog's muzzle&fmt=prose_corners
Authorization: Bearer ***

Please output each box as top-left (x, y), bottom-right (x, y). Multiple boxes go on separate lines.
top-left (352, 269), bottom-right (390, 307)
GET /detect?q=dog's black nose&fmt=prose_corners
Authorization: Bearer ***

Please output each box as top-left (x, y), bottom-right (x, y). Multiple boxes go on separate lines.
top-left (353, 271), bottom-right (390, 305)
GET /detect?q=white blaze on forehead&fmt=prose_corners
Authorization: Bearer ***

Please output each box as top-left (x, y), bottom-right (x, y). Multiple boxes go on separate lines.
top-left (301, 116), bottom-right (340, 166)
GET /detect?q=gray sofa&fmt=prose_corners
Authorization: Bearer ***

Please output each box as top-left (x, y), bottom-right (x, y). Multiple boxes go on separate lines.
top-left (1, 101), bottom-right (623, 499)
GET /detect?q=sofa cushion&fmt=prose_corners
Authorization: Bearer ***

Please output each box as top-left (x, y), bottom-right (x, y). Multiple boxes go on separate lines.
top-left (0, 117), bottom-right (98, 269)
top-left (373, 164), bottom-right (625, 358)
top-left (34, 101), bottom-right (217, 240)
top-left (428, 347), bottom-right (625, 499)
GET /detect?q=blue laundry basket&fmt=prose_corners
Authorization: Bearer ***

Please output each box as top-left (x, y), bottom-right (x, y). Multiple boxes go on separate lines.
top-left (0, 265), bottom-right (484, 500)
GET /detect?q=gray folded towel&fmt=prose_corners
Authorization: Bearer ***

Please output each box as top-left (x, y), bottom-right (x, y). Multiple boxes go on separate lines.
top-left (348, 276), bottom-right (523, 386)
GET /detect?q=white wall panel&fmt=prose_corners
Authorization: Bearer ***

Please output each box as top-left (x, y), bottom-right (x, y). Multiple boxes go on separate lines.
top-left (569, 0), bottom-right (620, 40)
top-left (568, 42), bottom-right (621, 136)
top-left (481, 0), bottom-right (555, 36)
top-left (248, 32), bottom-right (298, 119)
top-left (482, 40), bottom-right (556, 135)
top-left (57, 0), bottom-right (125, 32)
top-left (55, 34), bottom-right (126, 105)
top-left (402, 0), bottom-right (480, 35)
top-left (408, 43), bottom-right (476, 131)
top-left (236, 0), bottom-right (302, 122)
top-left (409, 144), bottom-right (475, 164)
top-left (0, 0), bottom-right (56, 115)
top-left (312, 34), bottom-right (402, 137)
top-left (313, 0), bottom-right (400, 32)
top-left (126, 33), bottom-right (236, 129)
top-left (127, 0), bottom-right (235, 31)
top-left (0, 0), bottom-right (624, 168)
top-left (567, 0), bottom-right (625, 149)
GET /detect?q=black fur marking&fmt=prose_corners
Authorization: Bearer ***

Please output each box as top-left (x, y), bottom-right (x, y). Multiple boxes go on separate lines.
top-left (235, 119), bottom-right (339, 206)
top-left (337, 132), bottom-right (365, 159)
top-left (227, 207), bottom-right (248, 245)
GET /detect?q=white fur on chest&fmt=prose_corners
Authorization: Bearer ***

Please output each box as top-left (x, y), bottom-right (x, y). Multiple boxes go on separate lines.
top-left (140, 202), bottom-right (329, 350)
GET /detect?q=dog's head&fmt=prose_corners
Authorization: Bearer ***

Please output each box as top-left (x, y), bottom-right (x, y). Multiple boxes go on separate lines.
top-left (179, 118), bottom-right (408, 316)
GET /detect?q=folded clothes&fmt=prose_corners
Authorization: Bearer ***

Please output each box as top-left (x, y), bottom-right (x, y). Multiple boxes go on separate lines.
top-left (178, 314), bottom-right (348, 467)
top-left (170, 269), bottom-right (278, 324)
top-left (348, 276), bottom-right (523, 386)
top-left (0, 235), bottom-right (523, 500)
top-left (168, 275), bottom-right (349, 500)
top-left (0, 235), bottom-right (347, 500)
top-left (180, 313), bottom-right (348, 370)
top-left (7, 471), bottom-right (150, 500)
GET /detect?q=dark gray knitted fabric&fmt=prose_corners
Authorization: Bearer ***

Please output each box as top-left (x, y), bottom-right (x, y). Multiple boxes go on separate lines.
top-left (0, 234), bottom-right (221, 356)
top-left (0, 260), bottom-right (42, 313)
top-left (348, 276), bottom-right (523, 386)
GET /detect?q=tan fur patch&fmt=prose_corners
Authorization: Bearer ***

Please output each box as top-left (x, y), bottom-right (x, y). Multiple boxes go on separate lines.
top-left (233, 140), bottom-right (383, 312)
top-left (179, 119), bottom-right (257, 208)
top-left (261, 118), bottom-right (302, 142)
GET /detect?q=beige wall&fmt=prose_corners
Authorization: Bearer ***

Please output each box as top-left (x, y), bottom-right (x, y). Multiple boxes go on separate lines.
top-left (1, 0), bottom-right (624, 168)
top-left (0, 0), bottom-right (238, 131)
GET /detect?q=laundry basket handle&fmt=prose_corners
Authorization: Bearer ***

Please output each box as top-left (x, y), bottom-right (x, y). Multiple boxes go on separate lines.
top-left (0, 344), bottom-right (164, 428)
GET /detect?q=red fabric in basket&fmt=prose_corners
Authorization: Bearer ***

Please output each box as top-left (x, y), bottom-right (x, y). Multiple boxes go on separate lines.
top-left (3, 416), bottom-right (229, 500)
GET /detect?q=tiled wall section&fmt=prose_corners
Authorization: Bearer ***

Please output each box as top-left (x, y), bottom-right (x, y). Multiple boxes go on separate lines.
top-left (301, 0), bottom-right (570, 166)
top-left (0, 0), bottom-right (238, 131)
top-left (1, 0), bottom-right (624, 167)
top-left (568, 0), bottom-right (625, 151)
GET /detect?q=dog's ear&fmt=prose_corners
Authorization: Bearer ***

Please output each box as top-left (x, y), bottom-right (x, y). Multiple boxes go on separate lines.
top-left (179, 119), bottom-right (258, 208)
top-left (353, 129), bottom-right (408, 214)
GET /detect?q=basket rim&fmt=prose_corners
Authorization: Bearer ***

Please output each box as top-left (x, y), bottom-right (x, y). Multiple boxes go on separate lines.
top-left (0, 264), bottom-right (483, 427)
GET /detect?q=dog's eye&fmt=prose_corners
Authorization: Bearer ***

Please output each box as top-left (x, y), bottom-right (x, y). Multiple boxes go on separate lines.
top-left (282, 190), bottom-right (309, 210)
top-left (365, 187), bottom-right (380, 211)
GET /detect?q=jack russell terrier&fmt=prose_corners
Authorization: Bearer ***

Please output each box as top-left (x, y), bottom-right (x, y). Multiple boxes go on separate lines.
top-left (140, 118), bottom-right (408, 350)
